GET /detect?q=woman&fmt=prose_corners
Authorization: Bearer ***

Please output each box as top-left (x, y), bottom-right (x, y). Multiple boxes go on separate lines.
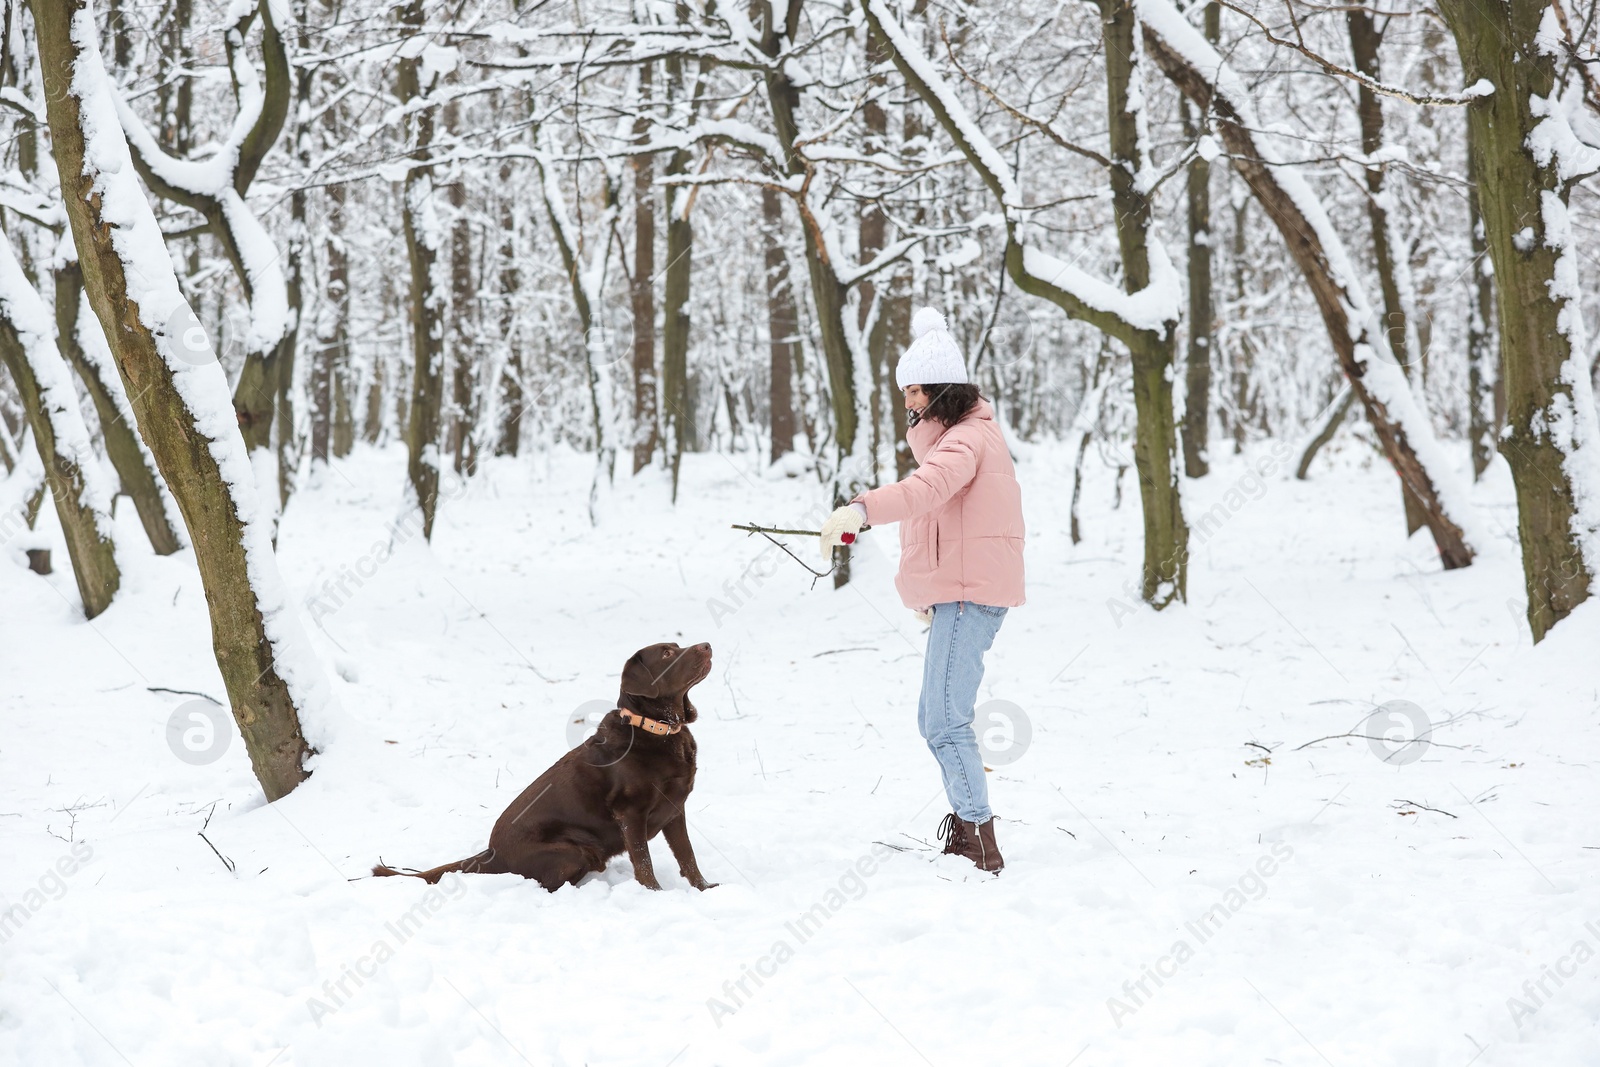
top-left (819, 308), bottom-right (1026, 873)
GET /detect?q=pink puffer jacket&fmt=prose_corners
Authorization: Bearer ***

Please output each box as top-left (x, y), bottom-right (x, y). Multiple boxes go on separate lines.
top-left (852, 399), bottom-right (1025, 610)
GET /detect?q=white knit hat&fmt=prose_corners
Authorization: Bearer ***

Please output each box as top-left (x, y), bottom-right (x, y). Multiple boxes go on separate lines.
top-left (895, 307), bottom-right (968, 389)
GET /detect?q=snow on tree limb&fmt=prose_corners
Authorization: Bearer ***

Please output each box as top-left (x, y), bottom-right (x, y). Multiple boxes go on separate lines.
top-left (861, 0), bottom-right (1181, 345)
top-left (37, 0), bottom-right (332, 783)
top-left (1525, 7), bottom-right (1600, 579)
top-left (111, 66), bottom-right (291, 358)
top-left (1137, 0), bottom-right (1483, 566)
top-left (0, 236), bottom-right (113, 534)
top-left (0, 230), bottom-right (124, 621)
top-left (1212, 0), bottom-right (1493, 107)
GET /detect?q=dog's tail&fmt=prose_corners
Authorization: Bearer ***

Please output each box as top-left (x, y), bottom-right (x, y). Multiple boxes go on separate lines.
top-left (371, 848), bottom-right (500, 884)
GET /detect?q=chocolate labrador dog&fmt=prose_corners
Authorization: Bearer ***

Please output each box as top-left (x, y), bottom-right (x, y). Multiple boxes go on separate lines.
top-left (373, 641), bottom-right (717, 892)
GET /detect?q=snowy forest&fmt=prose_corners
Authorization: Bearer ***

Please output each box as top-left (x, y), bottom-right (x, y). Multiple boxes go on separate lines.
top-left (3, 0), bottom-right (1599, 1063)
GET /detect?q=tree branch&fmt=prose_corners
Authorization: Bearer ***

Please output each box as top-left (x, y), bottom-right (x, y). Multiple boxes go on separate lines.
top-left (1216, 0), bottom-right (1492, 105)
top-left (937, 25), bottom-right (1114, 171)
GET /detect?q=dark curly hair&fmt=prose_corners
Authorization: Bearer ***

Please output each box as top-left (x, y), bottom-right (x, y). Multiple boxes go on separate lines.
top-left (910, 383), bottom-right (984, 428)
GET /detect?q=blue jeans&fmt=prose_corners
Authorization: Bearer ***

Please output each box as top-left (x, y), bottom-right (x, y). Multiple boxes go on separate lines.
top-left (918, 601), bottom-right (1007, 824)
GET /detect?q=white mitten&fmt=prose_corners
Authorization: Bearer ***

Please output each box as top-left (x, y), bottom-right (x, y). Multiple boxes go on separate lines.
top-left (914, 607), bottom-right (934, 625)
top-left (819, 504), bottom-right (866, 561)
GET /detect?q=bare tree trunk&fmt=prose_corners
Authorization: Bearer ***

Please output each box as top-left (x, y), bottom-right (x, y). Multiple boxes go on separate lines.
top-left (882, 273), bottom-right (913, 478)
top-left (1099, 0), bottom-right (1187, 604)
top-left (630, 62), bottom-right (660, 473)
top-left (367, 261), bottom-right (393, 445)
top-left (662, 198), bottom-right (693, 490)
top-left (761, 186), bottom-right (798, 465)
top-left (35, 0), bottom-right (321, 799)
top-left (1071, 341), bottom-right (1114, 544)
top-left (171, 0), bottom-right (202, 312)
top-left (893, 88), bottom-right (924, 480)
top-left (1348, 8), bottom-right (1427, 537)
top-left (1226, 196), bottom-right (1256, 453)
top-left (270, 323), bottom-right (298, 510)
top-left (174, 0), bottom-right (194, 148)
top-left (0, 237), bottom-right (121, 617)
top-left (310, 321), bottom-right (332, 467)
top-left (1440, 0), bottom-right (1598, 637)
top-left (0, 412), bottom-right (17, 474)
top-left (860, 20), bottom-right (892, 476)
top-left (322, 175), bottom-right (354, 460)
top-left (533, 143), bottom-right (619, 517)
top-left (1178, 0), bottom-right (1217, 479)
top-left (277, 10), bottom-right (314, 506)
top-left (446, 95), bottom-right (477, 477)
top-left (397, 0), bottom-right (445, 539)
top-left (53, 261), bottom-right (183, 555)
top-left (364, 334), bottom-right (385, 444)
top-left (106, 0), bottom-right (132, 69)
top-left (1465, 120), bottom-right (1498, 483)
top-left (496, 172), bottom-right (524, 457)
top-left (312, 35), bottom-right (349, 465)
top-left (447, 192), bottom-right (476, 476)
top-left (661, 49), bottom-right (696, 500)
top-left (1296, 385), bottom-right (1354, 480)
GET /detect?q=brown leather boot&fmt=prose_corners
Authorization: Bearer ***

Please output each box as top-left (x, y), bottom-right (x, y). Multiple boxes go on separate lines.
top-left (937, 813), bottom-right (1004, 873)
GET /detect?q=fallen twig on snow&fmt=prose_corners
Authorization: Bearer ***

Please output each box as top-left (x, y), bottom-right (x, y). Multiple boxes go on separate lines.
top-left (147, 685), bottom-right (222, 704)
top-left (1293, 731), bottom-right (1466, 754)
top-left (1393, 799), bottom-right (1457, 818)
top-left (199, 831), bottom-right (236, 875)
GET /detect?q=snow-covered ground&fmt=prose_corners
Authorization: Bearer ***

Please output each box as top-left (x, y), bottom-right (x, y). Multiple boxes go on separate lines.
top-left (2, 434), bottom-right (1596, 1066)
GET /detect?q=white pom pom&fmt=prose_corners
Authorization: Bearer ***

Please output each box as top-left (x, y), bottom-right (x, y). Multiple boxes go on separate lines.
top-left (911, 306), bottom-right (947, 339)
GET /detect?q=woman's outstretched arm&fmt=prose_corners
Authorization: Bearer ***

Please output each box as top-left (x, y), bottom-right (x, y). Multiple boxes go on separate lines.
top-left (853, 435), bottom-right (979, 524)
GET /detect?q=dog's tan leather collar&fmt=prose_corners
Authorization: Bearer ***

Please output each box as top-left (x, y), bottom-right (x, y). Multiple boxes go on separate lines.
top-left (617, 708), bottom-right (682, 736)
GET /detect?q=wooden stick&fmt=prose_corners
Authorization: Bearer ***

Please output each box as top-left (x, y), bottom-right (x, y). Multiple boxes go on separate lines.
top-left (730, 522), bottom-right (872, 537)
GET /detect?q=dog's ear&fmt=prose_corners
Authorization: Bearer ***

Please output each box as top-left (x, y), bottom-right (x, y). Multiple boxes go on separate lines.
top-left (620, 647), bottom-right (666, 699)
